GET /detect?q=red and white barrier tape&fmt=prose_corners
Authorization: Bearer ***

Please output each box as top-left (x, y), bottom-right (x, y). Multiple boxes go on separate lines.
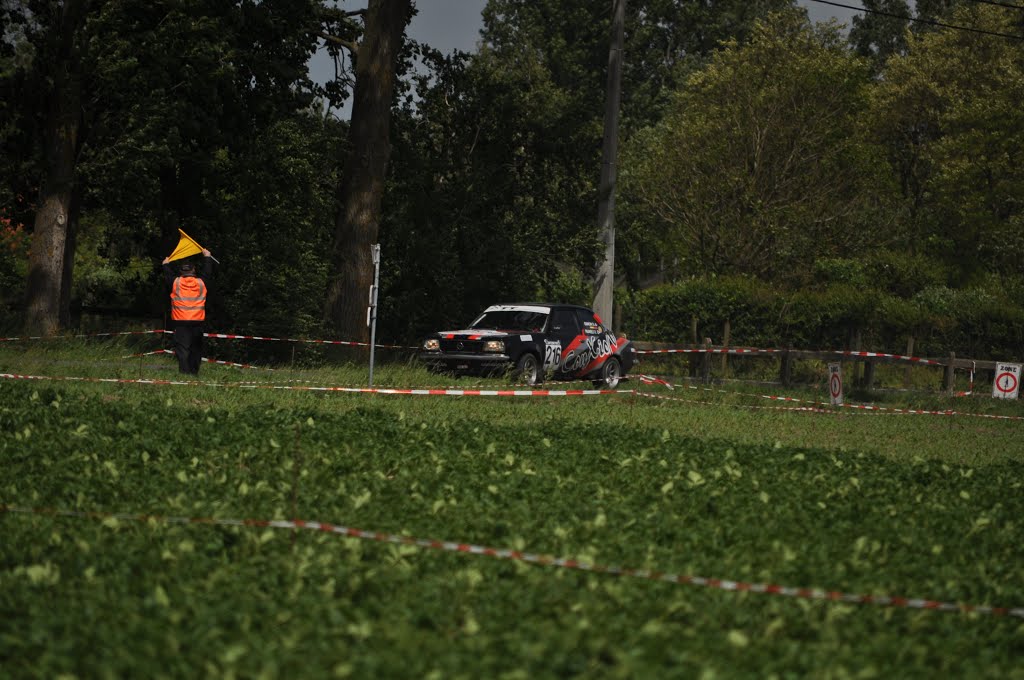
top-left (634, 376), bottom-right (1024, 421)
top-left (0, 368), bottom-right (1015, 417)
top-left (637, 391), bottom-right (877, 416)
top-left (1, 327), bottom-right (970, 366)
top-left (121, 349), bottom-right (276, 371)
top-left (2, 505), bottom-right (1019, 619)
top-left (637, 346), bottom-right (943, 365)
top-left (639, 347), bottom-right (781, 356)
top-left (0, 373), bottom-right (618, 396)
top-left (202, 332), bottom-right (413, 350)
top-left (0, 328), bottom-right (413, 350)
top-left (0, 329), bottom-right (164, 342)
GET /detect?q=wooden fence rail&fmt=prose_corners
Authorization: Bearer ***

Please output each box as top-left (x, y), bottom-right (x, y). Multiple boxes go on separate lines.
top-left (633, 340), bottom-right (1001, 394)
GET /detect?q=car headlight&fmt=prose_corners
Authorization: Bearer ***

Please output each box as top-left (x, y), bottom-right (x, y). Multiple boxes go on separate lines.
top-left (483, 339), bottom-right (505, 353)
top-left (422, 338), bottom-right (440, 351)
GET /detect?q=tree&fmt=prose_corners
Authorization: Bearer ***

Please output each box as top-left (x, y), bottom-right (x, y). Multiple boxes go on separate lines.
top-left (868, 4), bottom-right (1024, 284)
top-left (593, 0), bottom-right (626, 328)
top-left (623, 11), bottom-right (897, 283)
top-left (21, 0), bottom-right (89, 335)
top-left (848, 0), bottom-right (912, 73)
top-left (5, 0), bottom-right (323, 333)
top-left (375, 0), bottom-right (799, 336)
top-left (323, 0), bottom-right (414, 343)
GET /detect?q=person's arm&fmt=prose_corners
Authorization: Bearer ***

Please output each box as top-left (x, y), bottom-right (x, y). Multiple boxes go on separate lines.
top-left (199, 249), bottom-right (213, 283)
top-left (162, 257), bottom-right (176, 287)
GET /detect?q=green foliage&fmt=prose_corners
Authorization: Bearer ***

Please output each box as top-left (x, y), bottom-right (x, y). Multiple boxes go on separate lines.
top-left (70, 211), bottom-right (151, 312)
top-left (0, 360), bottom-right (1022, 677)
top-left (867, 4), bottom-right (1024, 284)
top-left (536, 267), bottom-right (592, 307)
top-left (380, 0), bottom-right (802, 339)
top-left (624, 276), bottom-right (1024, 360)
top-left (622, 11), bottom-right (899, 285)
top-left (849, 0), bottom-right (912, 73)
top-left (0, 212), bottom-right (29, 314)
top-left (210, 115), bottom-right (341, 352)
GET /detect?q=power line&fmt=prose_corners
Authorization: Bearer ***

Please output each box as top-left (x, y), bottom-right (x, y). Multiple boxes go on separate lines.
top-left (964, 0), bottom-right (1024, 11)
top-left (808, 0), bottom-right (1024, 40)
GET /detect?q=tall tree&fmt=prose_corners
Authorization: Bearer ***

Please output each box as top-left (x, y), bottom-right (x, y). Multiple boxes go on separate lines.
top-left (593, 0), bottom-right (626, 327)
top-left (623, 11), bottom-right (897, 283)
top-left (848, 0), bottom-right (911, 73)
top-left (375, 0), bottom-right (799, 337)
top-left (323, 0), bottom-right (413, 342)
top-left (868, 4), bottom-right (1024, 284)
top-left (6, 1), bottom-right (322, 333)
top-left (22, 0), bottom-right (90, 335)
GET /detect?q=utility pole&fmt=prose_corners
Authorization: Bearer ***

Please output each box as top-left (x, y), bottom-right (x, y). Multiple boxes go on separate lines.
top-left (593, 0), bottom-right (625, 329)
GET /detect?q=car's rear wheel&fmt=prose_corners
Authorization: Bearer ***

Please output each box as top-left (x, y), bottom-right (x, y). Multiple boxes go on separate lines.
top-left (593, 356), bottom-right (622, 389)
top-left (513, 353), bottom-right (542, 386)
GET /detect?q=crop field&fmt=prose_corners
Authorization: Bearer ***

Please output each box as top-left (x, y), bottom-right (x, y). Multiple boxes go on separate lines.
top-left (2, 340), bottom-right (1023, 678)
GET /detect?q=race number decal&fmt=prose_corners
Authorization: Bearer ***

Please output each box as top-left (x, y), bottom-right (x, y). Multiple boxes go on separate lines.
top-left (544, 340), bottom-right (562, 369)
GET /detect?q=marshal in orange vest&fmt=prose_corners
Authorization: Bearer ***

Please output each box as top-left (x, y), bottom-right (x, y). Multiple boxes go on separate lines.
top-left (170, 275), bottom-right (208, 321)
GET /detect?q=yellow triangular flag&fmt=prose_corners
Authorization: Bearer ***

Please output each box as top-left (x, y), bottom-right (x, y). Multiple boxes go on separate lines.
top-left (166, 228), bottom-right (204, 263)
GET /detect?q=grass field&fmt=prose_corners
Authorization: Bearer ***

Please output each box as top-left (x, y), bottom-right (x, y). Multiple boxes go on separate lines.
top-left (2, 340), bottom-right (1023, 678)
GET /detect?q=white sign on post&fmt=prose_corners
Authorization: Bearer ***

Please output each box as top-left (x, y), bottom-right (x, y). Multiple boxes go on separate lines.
top-left (992, 363), bottom-right (1021, 400)
top-left (828, 363), bottom-right (843, 406)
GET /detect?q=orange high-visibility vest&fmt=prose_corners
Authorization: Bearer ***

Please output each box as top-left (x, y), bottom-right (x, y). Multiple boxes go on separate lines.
top-left (170, 276), bottom-right (207, 321)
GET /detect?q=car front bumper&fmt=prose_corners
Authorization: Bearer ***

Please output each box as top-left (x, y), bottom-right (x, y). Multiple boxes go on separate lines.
top-left (418, 352), bottom-right (512, 375)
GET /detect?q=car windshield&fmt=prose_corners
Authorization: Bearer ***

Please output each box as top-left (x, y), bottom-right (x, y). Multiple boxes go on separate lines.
top-left (470, 309), bottom-right (549, 332)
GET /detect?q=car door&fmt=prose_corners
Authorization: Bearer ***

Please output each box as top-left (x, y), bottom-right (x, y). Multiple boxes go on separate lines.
top-left (547, 308), bottom-right (588, 376)
top-left (577, 308), bottom-right (615, 368)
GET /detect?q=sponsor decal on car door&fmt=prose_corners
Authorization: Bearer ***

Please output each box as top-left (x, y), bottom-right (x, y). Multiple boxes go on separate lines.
top-left (548, 309), bottom-right (586, 375)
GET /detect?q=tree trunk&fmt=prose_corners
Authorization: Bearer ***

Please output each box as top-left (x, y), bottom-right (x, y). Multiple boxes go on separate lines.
top-left (24, 0), bottom-right (88, 336)
top-left (593, 0), bottom-right (626, 328)
top-left (59, 189), bottom-right (81, 328)
top-left (323, 0), bottom-right (412, 342)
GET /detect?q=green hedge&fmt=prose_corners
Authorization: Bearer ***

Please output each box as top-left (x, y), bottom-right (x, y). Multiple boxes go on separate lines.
top-left (622, 277), bottom-right (1024, 361)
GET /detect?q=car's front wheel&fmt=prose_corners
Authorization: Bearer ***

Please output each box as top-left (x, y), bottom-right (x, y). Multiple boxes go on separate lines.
top-left (513, 353), bottom-right (542, 386)
top-left (593, 356), bottom-right (622, 389)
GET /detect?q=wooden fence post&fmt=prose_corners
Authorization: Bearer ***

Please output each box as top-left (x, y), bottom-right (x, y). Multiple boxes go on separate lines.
top-left (904, 336), bottom-right (915, 389)
top-left (863, 360), bottom-right (876, 390)
top-left (702, 337), bottom-right (712, 384)
top-left (688, 316), bottom-right (699, 378)
top-left (720, 319), bottom-right (730, 375)
top-left (944, 352), bottom-right (956, 394)
top-left (853, 327), bottom-right (863, 386)
top-left (780, 346), bottom-right (792, 387)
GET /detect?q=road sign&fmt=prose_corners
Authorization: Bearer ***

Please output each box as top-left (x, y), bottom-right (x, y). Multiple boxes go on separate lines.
top-left (828, 363), bottom-right (843, 406)
top-left (993, 363), bottom-right (1021, 400)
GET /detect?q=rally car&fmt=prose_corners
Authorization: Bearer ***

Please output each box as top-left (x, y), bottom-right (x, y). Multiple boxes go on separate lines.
top-left (418, 303), bottom-right (636, 388)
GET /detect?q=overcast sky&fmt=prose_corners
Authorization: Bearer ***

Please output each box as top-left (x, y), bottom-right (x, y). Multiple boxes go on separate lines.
top-left (310, 1), bottom-right (867, 117)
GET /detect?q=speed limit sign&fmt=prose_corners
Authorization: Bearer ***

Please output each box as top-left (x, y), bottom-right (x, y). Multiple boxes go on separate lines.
top-left (828, 363), bottom-right (843, 406)
top-left (993, 363), bottom-right (1021, 400)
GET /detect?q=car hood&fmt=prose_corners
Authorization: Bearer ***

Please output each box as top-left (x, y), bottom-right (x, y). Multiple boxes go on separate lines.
top-left (435, 329), bottom-right (534, 339)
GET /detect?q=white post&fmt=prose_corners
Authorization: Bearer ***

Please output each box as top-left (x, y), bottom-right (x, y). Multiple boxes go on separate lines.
top-left (367, 244), bottom-right (381, 387)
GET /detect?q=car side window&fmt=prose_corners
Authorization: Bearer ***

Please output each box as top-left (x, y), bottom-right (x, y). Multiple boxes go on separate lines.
top-left (549, 309), bottom-right (582, 335)
top-left (577, 309), bottom-right (603, 334)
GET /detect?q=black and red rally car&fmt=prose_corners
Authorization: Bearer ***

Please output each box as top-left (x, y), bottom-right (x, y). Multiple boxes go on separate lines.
top-left (418, 303), bottom-right (636, 388)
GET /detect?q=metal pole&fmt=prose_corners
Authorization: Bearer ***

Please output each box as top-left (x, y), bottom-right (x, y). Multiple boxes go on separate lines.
top-left (367, 244), bottom-right (381, 387)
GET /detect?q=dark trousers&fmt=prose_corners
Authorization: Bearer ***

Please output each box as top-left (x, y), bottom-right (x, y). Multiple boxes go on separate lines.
top-left (172, 324), bottom-right (205, 374)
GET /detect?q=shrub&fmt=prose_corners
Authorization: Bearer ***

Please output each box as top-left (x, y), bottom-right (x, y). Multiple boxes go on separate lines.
top-left (0, 214), bottom-right (30, 314)
top-left (622, 277), bottom-right (1024, 360)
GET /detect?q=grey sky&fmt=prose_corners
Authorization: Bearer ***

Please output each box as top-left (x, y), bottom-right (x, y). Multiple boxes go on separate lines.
top-left (310, 1), bottom-right (867, 117)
